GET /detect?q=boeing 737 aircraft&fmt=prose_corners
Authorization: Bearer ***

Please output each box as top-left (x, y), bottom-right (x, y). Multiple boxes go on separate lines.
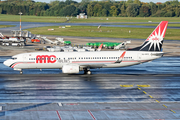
top-left (4, 21), bottom-right (168, 74)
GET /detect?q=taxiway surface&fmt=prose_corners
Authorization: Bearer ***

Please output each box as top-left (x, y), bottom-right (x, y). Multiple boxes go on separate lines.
top-left (0, 74), bottom-right (180, 119)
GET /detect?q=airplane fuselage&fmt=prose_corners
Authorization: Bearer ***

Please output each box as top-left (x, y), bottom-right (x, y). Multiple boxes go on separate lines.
top-left (4, 51), bottom-right (162, 71)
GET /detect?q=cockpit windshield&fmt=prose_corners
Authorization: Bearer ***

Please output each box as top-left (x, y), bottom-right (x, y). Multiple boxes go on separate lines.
top-left (12, 57), bottom-right (17, 60)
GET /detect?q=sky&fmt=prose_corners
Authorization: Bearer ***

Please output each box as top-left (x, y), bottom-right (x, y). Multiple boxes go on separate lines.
top-left (35, 0), bottom-right (172, 3)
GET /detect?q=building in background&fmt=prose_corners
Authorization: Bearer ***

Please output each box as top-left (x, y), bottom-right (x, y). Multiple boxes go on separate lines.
top-left (77, 13), bottom-right (87, 19)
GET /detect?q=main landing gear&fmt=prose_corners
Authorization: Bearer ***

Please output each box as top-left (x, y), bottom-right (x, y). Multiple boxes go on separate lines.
top-left (20, 70), bottom-right (23, 75)
top-left (84, 68), bottom-right (91, 75)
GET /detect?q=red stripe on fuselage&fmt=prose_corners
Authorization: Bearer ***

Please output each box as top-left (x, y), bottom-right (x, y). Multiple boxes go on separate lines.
top-left (72, 61), bottom-right (116, 63)
top-left (11, 62), bottom-right (35, 68)
top-left (72, 60), bottom-right (149, 64)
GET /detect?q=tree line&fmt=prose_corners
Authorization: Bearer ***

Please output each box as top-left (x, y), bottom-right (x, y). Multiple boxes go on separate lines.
top-left (0, 0), bottom-right (180, 17)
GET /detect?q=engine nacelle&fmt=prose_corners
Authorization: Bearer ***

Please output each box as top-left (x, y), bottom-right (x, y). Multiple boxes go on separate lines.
top-left (62, 64), bottom-right (79, 73)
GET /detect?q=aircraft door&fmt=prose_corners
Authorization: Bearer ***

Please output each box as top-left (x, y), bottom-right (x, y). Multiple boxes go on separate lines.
top-left (23, 54), bottom-right (29, 68)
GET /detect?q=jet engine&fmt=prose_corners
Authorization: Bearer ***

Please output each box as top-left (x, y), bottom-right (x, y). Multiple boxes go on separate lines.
top-left (62, 64), bottom-right (79, 73)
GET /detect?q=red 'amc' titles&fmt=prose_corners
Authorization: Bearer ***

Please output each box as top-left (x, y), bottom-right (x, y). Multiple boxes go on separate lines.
top-left (36, 55), bottom-right (56, 63)
top-left (152, 37), bottom-right (159, 41)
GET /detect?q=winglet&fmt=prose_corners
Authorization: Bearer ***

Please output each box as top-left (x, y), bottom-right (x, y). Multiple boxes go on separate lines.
top-left (97, 43), bottom-right (103, 51)
top-left (115, 51), bottom-right (126, 63)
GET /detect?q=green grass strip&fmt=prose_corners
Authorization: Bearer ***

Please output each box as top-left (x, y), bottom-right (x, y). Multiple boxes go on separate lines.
top-left (70, 17), bottom-right (180, 23)
top-left (26, 26), bottom-right (180, 40)
top-left (0, 25), bottom-right (15, 28)
top-left (114, 23), bottom-right (180, 27)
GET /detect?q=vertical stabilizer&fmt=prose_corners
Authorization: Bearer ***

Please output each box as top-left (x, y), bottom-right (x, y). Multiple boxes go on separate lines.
top-left (128, 21), bottom-right (168, 51)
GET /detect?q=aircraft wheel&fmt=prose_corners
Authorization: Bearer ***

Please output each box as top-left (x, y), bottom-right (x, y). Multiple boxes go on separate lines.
top-left (20, 71), bottom-right (23, 75)
top-left (87, 70), bottom-right (91, 75)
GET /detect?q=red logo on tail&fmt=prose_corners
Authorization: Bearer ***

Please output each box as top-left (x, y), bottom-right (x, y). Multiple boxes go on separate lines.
top-left (146, 21), bottom-right (168, 41)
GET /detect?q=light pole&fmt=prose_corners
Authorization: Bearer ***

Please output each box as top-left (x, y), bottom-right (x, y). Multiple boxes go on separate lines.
top-left (18, 12), bottom-right (23, 36)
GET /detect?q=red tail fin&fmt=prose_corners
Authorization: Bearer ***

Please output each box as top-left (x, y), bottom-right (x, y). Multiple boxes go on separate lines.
top-left (128, 21), bottom-right (168, 51)
top-left (146, 21), bottom-right (168, 41)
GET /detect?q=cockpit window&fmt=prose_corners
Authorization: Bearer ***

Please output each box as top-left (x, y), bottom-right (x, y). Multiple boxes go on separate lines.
top-left (12, 57), bottom-right (17, 60)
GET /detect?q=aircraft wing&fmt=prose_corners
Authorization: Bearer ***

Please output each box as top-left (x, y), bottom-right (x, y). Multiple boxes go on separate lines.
top-left (80, 64), bottom-right (105, 69)
top-left (78, 51), bottom-right (126, 69)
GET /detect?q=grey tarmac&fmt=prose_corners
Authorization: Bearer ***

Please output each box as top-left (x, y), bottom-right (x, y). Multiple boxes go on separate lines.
top-left (0, 74), bottom-right (180, 119)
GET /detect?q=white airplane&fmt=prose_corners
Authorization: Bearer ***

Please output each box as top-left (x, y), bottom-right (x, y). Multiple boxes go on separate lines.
top-left (114, 40), bottom-right (131, 50)
top-left (3, 21), bottom-right (168, 74)
top-left (41, 37), bottom-right (60, 45)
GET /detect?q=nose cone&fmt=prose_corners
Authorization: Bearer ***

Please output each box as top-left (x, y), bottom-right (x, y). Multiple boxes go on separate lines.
top-left (3, 59), bottom-right (13, 67)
